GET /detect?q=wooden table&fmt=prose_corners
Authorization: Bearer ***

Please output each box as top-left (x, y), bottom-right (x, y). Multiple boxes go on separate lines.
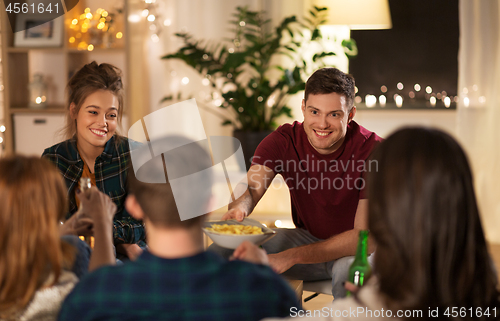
top-left (286, 279), bottom-right (303, 301)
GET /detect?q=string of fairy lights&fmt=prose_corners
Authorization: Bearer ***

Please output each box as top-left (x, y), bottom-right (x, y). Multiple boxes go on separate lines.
top-left (127, 0), bottom-right (168, 43)
top-left (355, 82), bottom-right (465, 109)
top-left (67, 7), bottom-right (124, 51)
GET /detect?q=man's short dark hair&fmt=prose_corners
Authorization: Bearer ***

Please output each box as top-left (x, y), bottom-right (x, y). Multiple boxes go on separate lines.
top-left (304, 68), bottom-right (355, 108)
top-left (127, 136), bottom-right (213, 229)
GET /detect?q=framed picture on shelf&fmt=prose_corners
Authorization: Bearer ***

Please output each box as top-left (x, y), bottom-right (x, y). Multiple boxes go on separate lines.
top-left (14, 15), bottom-right (63, 47)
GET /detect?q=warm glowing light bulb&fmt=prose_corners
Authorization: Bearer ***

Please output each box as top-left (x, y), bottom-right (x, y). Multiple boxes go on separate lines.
top-left (395, 95), bottom-right (403, 107)
top-left (72, 19), bottom-right (78, 25)
top-left (116, 32), bottom-right (123, 39)
top-left (147, 14), bottom-right (155, 22)
top-left (69, 37), bottom-right (75, 43)
top-left (365, 94), bottom-right (377, 108)
top-left (141, 9), bottom-right (149, 17)
top-left (128, 15), bottom-right (140, 23)
top-left (102, 11), bottom-right (108, 17)
top-left (202, 79), bottom-right (210, 86)
top-left (84, 7), bottom-right (90, 13)
top-left (379, 95), bottom-right (386, 107)
top-left (414, 84), bottom-right (421, 92)
top-left (430, 96), bottom-right (437, 106)
top-left (426, 86), bottom-right (432, 94)
top-left (86, 13), bottom-right (93, 19)
top-left (0, 125), bottom-right (5, 133)
top-left (397, 82), bottom-right (404, 90)
top-left (275, 220), bottom-right (282, 227)
top-left (35, 97), bottom-right (42, 104)
top-left (87, 44), bottom-right (94, 51)
top-left (444, 97), bottom-right (451, 108)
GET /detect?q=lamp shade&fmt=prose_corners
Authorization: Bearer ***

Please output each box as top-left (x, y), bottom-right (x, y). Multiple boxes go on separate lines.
top-left (312, 0), bottom-right (392, 29)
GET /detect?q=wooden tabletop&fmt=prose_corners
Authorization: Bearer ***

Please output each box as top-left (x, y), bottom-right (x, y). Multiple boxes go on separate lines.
top-left (286, 279), bottom-right (303, 301)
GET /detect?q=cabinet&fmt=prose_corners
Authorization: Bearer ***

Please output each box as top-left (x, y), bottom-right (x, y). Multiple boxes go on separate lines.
top-left (0, 0), bottom-right (129, 155)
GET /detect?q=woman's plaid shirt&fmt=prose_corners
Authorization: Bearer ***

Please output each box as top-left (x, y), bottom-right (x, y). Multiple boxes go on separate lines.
top-left (42, 135), bottom-right (146, 246)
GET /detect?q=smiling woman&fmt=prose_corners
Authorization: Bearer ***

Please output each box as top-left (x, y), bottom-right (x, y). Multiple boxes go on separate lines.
top-left (42, 61), bottom-right (146, 260)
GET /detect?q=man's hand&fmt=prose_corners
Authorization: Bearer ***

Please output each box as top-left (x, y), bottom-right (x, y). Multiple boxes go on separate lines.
top-left (116, 243), bottom-right (143, 261)
top-left (221, 208), bottom-right (247, 222)
top-left (231, 241), bottom-right (269, 265)
top-left (267, 250), bottom-right (296, 274)
top-left (222, 165), bottom-right (276, 222)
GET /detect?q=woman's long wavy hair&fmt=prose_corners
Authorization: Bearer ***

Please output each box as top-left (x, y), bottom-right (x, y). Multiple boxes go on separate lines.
top-left (368, 127), bottom-right (499, 319)
top-left (0, 157), bottom-right (74, 318)
top-left (62, 61), bottom-right (124, 140)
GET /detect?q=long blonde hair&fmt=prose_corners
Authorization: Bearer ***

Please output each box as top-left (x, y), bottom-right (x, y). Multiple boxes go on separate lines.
top-left (0, 157), bottom-right (74, 318)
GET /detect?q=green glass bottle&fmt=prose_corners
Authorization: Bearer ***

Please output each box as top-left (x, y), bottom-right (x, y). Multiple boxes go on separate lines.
top-left (347, 230), bottom-right (371, 295)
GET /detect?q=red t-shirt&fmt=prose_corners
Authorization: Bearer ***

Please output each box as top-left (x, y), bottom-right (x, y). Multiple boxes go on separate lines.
top-left (252, 121), bottom-right (382, 239)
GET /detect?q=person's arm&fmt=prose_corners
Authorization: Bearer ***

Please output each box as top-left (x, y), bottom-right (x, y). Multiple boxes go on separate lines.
top-left (232, 240), bottom-right (270, 265)
top-left (116, 243), bottom-right (143, 261)
top-left (76, 187), bottom-right (117, 271)
top-left (112, 201), bottom-right (146, 260)
top-left (267, 199), bottom-right (373, 274)
top-left (221, 164), bottom-right (277, 221)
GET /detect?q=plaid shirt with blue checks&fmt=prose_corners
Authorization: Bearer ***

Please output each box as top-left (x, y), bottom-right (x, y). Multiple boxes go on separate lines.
top-left (42, 135), bottom-right (146, 246)
top-left (58, 251), bottom-right (300, 321)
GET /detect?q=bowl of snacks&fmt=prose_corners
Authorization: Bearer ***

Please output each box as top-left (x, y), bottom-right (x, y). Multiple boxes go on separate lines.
top-left (203, 218), bottom-right (276, 249)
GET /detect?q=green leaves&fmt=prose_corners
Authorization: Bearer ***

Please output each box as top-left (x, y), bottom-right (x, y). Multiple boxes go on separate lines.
top-left (161, 6), bottom-right (357, 131)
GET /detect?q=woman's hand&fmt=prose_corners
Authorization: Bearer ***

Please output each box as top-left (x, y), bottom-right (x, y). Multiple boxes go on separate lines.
top-left (59, 212), bottom-right (94, 236)
top-left (344, 281), bottom-right (361, 294)
top-left (77, 187), bottom-right (116, 227)
top-left (77, 187), bottom-right (118, 270)
top-left (231, 241), bottom-right (269, 265)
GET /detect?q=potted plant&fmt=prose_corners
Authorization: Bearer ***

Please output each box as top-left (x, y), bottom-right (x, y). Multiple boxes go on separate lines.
top-left (162, 6), bottom-right (357, 169)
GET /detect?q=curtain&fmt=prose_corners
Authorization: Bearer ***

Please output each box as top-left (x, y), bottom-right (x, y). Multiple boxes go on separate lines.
top-left (458, 0), bottom-right (500, 243)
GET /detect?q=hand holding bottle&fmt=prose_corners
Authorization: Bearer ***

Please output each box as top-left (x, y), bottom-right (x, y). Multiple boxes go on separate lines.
top-left (347, 230), bottom-right (371, 296)
top-left (76, 186), bottom-right (116, 228)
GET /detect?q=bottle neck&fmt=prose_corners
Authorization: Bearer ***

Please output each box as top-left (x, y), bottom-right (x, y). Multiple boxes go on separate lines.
top-left (354, 230), bottom-right (369, 263)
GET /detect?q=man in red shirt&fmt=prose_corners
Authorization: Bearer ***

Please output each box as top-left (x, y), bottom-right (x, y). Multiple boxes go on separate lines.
top-left (212, 68), bottom-right (382, 299)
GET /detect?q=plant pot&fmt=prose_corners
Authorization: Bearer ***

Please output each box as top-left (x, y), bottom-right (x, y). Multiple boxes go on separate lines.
top-left (233, 129), bottom-right (273, 171)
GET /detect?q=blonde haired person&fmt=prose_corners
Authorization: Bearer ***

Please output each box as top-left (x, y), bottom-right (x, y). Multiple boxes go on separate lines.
top-left (42, 61), bottom-right (145, 260)
top-left (0, 156), bottom-right (116, 320)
